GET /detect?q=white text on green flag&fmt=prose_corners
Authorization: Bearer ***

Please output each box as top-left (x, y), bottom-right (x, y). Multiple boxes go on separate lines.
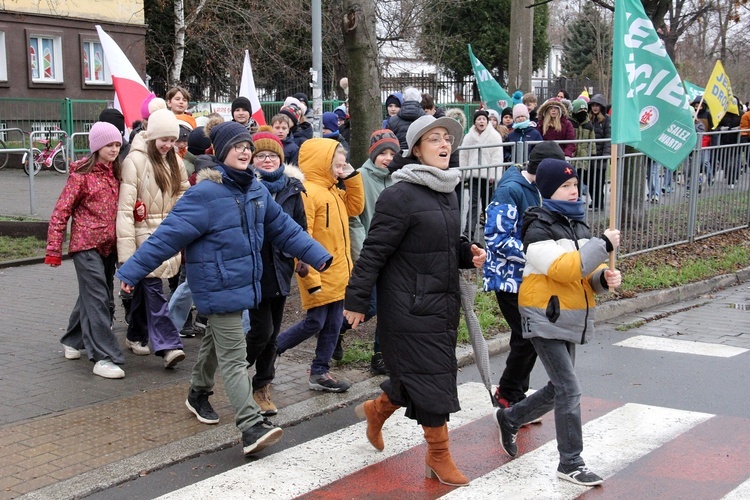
top-left (468, 45), bottom-right (512, 116)
top-left (611, 0), bottom-right (696, 171)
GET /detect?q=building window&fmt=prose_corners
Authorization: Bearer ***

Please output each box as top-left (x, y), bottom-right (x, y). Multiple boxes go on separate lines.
top-left (29, 35), bottom-right (63, 83)
top-left (82, 40), bottom-right (111, 85)
top-left (0, 32), bottom-right (7, 82)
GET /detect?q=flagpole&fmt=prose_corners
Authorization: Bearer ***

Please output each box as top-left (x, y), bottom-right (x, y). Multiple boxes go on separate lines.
top-left (608, 143), bottom-right (617, 291)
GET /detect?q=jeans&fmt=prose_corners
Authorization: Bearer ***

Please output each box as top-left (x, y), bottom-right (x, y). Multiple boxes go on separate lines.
top-left (495, 291), bottom-right (537, 403)
top-left (168, 280), bottom-right (193, 330)
top-left (648, 160), bottom-right (662, 197)
top-left (276, 301), bottom-right (344, 375)
top-left (190, 311), bottom-right (262, 432)
top-left (505, 337), bottom-right (583, 468)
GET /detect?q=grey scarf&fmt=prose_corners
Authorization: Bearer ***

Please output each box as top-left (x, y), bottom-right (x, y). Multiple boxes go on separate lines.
top-left (392, 164), bottom-right (461, 193)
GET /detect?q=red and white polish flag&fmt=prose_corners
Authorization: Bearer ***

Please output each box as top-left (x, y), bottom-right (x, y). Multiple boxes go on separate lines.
top-left (239, 50), bottom-right (266, 126)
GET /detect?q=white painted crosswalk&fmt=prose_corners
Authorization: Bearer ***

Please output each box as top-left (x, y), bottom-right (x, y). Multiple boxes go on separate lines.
top-left (615, 335), bottom-right (748, 357)
top-left (157, 382), bottom-right (750, 499)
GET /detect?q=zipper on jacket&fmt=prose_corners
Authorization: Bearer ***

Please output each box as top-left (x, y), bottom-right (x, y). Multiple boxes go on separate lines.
top-left (325, 203), bottom-right (330, 228)
top-left (235, 198), bottom-right (249, 236)
top-left (565, 215), bottom-right (590, 344)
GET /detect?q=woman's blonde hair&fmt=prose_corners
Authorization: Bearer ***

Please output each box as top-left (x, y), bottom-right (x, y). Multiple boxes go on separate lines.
top-left (541, 106), bottom-right (562, 135)
top-left (146, 140), bottom-right (182, 197)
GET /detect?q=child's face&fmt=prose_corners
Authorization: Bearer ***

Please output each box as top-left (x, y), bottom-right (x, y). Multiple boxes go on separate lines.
top-left (331, 153), bottom-right (348, 179)
top-left (502, 115), bottom-right (514, 126)
top-left (551, 177), bottom-right (579, 202)
top-left (224, 141), bottom-right (252, 170)
top-left (474, 116), bottom-right (488, 132)
top-left (273, 121), bottom-right (289, 140)
top-left (374, 149), bottom-right (395, 169)
top-left (515, 115), bottom-right (528, 123)
top-left (526, 101), bottom-right (537, 111)
top-left (233, 107), bottom-right (250, 125)
top-left (253, 151), bottom-right (281, 172)
top-left (387, 103), bottom-right (400, 116)
top-left (155, 137), bottom-right (176, 156)
top-left (98, 142), bottom-right (121, 164)
top-left (168, 92), bottom-right (188, 113)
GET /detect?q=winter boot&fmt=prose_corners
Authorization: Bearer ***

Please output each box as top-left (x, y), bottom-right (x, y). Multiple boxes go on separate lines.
top-left (354, 392), bottom-right (400, 451)
top-left (422, 424), bottom-right (469, 487)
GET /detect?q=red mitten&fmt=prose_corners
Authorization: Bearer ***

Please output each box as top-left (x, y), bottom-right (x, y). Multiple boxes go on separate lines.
top-left (45, 255), bottom-right (62, 266)
top-left (134, 200), bottom-right (146, 222)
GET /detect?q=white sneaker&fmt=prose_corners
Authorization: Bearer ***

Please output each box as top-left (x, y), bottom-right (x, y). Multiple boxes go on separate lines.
top-left (63, 344), bottom-right (81, 360)
top-left (163, 349), bottom-right (186, 368)
top-left (93, 360), bottom-right (125, 379)
top-left (126, 339), bottom-right (150, 356)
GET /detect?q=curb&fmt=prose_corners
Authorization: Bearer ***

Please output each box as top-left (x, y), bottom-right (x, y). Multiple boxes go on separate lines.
top-left (21, 267), bottom-right (750, 499)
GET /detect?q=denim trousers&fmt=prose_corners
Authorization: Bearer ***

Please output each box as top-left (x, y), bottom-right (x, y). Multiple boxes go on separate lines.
top-left (276, 300), bottom-right (344, 375)
top-left (505, 337), bottom-right (584, 468)
top-left (190, 311), bottom-right (262, 432)
top-left (168, 280), bottom-right (193, 329)
top-left (61, 250), bottom-right (124, 364)
top-left (495, 291), bottom-right (537, 403)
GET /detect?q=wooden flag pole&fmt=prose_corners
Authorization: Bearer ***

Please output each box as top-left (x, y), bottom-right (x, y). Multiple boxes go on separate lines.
top-left (608, 143), bottom-right (618, 291)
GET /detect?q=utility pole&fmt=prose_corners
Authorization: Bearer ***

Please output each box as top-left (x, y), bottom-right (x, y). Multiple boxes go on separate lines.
top-left (311, 0), bottom-right (323, 136)
top-left (507, 0), bottom-right (534, 93)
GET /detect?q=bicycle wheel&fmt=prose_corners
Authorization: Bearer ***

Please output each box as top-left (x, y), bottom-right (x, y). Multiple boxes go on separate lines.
top-left (23, 148), bottom-right (43, 175)
top-left (0, 139), bottom-right (8, 169)
top-left (52, 149), bottom-right (68, 173)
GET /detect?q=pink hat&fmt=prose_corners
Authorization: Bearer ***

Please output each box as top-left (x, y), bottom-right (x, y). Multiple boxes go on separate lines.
top-left (89, 122), bottom-right (123, 154)
top-left (512, 103), bottom-right (529, 120)
top-left (140, 93), bottom-right (167, 120)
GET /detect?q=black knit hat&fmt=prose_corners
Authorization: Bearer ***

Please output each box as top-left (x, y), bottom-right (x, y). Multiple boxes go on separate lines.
top-left (536, 158), bottom-right (578, 199)
top-left (98, 108), bottom-right (125, 136)
top-left (187, 126), bottom-right (211, 156)
top-left (209, 122), bottom-right (253, 162)
top-left (501, 107), bottom-right (513, 119)
top-left (231, 96), bottom-right (252, 114)
top-left (473, 109), bottom-right (489, 124)
top-left (527, 141), bottom-right (565, 175)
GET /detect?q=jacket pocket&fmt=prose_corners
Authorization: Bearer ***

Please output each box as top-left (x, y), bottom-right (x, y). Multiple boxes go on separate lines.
top-left (411, 273), bottom-right (443, 316)
top-left (216, 252), bottom-right (230, 287)
top-left (546, 295), bottom-right (560, 323)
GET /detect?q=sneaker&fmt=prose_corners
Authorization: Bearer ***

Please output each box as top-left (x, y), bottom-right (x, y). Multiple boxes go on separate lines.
top-left (370, 352), bottom-right (387, 375)
top-left (93, 360), bottom-right (124, 379)
top-left (185, 388), bottom-right (220, 424)
top-left (557, 464), bottom-right (603, 486)
top-left (253, 386), bottom-right (278, 416)
top-left (492, 392), bottom-right (542, 425)
top-left (494, 408), bottom-right (518, 457)
top-left (125, 339), bottom-right (150, 356)
top-left (194, 314), bottom-right (208, 329)
top-left (163, 349), bottom-right (186, 368)
top-left (179, 326), bottom-right (197, 338)
top-left (241, 418), bottom-right (283, 455)
top-left (63, 344), bottom-right (81, 360)
top-left (309, 372), bottom-right (351, 393)
top-left (332, 335), bottom-right (344, 361)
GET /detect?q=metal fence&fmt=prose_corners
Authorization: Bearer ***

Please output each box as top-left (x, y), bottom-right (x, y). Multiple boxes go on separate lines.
top-left (456, 130), bottom-right (750, 259)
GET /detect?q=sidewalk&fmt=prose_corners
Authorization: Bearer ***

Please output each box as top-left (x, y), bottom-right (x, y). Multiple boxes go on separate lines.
top-left (2, 168), bottom-right (750, 499)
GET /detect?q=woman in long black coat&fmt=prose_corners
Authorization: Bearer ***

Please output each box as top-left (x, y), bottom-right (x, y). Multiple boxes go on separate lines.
top-left (344, 115), bottom-right (486, 488)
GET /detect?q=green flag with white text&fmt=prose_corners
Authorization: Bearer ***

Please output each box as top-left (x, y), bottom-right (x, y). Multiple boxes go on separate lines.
top-left (611, 0), bottom-right (696, 171)
top-left (683, 80), bottom-right (704, 105)
top-left (468, 45), bottom-right (512, 116)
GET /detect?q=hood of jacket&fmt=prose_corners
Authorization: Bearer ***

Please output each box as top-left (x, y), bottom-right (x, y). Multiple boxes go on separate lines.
top-left (589, 94), bottom-right (608, 108)
top-left (129, 131), bottom-right (148, 155)
top-left (298, 138), bottom-right (339, 188)
top-left (445, 108), bottom-right (467, 131)
top-left (537, 98), bottom-right (568, 119)
top-left (397, 100), bottom-right (426, 121)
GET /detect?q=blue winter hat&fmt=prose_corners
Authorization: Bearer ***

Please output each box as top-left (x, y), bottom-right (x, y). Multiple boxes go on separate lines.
top-left (209, 121), bottom-right (253, 162)
top-left (322, 112), bottom-right (339, 133)
top-left (536, 158), bottom-right (578, 199)
top-left (512, 90), bottom-right (524, 106)
top-left (334, 105), bottom-right (347, 120)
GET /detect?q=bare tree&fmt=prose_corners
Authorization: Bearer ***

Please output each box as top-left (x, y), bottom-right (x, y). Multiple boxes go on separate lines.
top-left (170, 0), bottom-right (208, 85)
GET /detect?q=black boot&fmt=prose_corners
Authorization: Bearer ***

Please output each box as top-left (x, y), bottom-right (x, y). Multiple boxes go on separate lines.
top-left (332, 334), bottom-right (345, 361)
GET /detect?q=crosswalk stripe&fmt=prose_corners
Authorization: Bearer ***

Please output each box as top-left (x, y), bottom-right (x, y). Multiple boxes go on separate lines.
top-left (614, 335), bottom-right (748, 357)
top-left (443, 403), bottom-right (712, 499)
top-left (724, 478), bottom-right (750, 499)
top-left (157, 383), bottom-right (494, 499)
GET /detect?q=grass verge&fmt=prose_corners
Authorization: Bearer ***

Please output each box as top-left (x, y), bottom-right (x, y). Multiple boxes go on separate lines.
top-left (0, 236), bottom-right (47, 261)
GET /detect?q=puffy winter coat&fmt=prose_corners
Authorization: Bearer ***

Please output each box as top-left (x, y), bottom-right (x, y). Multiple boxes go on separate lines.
top-left (459, 125), bottom-right (504, 180)
top-left (259, 165), bottom-right (308, 298)
top-left (345, 166), bottom-right (476, 416)
top-left (296, 138), bottom-right (364, 310)
top-left (387, 101), bottom-right (426, 150)
top-left (483, 166), bottom-right (541, 293)
top-left (589, 94), bottom-right (612, 157)
top-left (349, 158), bottom-right (393, 262)
top-left (116, 164), bottom-right (331, 315)
top-left (569, 116), bottom-right (596, 170)
top-left (518, 206), bottom-right (609, 345)
top-left (293, 121), bottom-right (313, 147)
top-left (46, 159), bottom-right (119, 260)
top-left (536, 99), bottom-right (576, 157)
top-left (117, 132), bottom-right (189, 278)
top-left (281, 136), bottom-right (300, 166)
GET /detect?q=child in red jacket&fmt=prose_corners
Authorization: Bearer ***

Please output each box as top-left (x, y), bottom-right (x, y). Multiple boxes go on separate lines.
top-left (46, 122), bottom-right (126, 379)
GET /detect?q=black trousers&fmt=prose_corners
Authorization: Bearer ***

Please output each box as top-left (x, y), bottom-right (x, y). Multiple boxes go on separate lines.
top-left (495, 291), bottom-right (538, 403)
top-left (246, 296), bottom-right (286, 390)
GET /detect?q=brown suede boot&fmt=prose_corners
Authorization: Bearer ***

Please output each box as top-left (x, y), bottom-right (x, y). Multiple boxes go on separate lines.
top-left (423, 424), bottom-right (469, 487)
top-left (354, 392), bottom-right (400, 451)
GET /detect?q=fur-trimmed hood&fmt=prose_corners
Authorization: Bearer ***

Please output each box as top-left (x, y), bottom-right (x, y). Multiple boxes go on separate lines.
top-left (445, 108), bottom-right (467, 132)
top-left (537, 98), bottom-right (568, 119)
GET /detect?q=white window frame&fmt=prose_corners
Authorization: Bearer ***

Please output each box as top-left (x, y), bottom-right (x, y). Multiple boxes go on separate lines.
top-left (0, 32), bottom-right (7, 82)
top-left (82, 39), bottom-right (111, 85)
top-left (29, 34), bottom-right (63, 83)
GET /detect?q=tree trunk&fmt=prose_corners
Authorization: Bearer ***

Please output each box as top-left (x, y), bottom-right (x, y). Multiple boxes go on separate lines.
top-left (171, 0), bottom-right (186, 86)
top-left (507, 0), bottom-right (533, 92)
top-left (342, 0), bottom-right (381, 168)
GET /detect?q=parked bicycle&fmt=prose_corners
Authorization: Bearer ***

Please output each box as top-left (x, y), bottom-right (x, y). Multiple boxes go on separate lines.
top-left (23, 130), bottom-right (67, 175)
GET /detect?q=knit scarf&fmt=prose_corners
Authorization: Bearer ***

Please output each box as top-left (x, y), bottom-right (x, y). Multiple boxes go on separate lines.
top-left (257, 164), bottom-right (286, 193)
top-left (222, 166), bottom-right (255, 189)
top-left (392, 164), bottom-right (460, 193)
top-left (543, 198), bottom-right (586, 222)
top-left (513, 119), bottom-right (532, 130)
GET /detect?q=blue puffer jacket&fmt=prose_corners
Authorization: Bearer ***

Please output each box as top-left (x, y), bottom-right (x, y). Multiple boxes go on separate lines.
top-left (483, 165), bottom-right (542, 294)
top-left (116, 164), bottom-right (331, 315)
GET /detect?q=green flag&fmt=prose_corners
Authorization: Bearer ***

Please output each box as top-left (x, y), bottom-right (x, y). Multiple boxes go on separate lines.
top-left (611, 0), bottom-right (696, 171)
top-left (468, 45), bottom-right (512, 115)
top-left (683, 80), bottom-right (704, 105)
